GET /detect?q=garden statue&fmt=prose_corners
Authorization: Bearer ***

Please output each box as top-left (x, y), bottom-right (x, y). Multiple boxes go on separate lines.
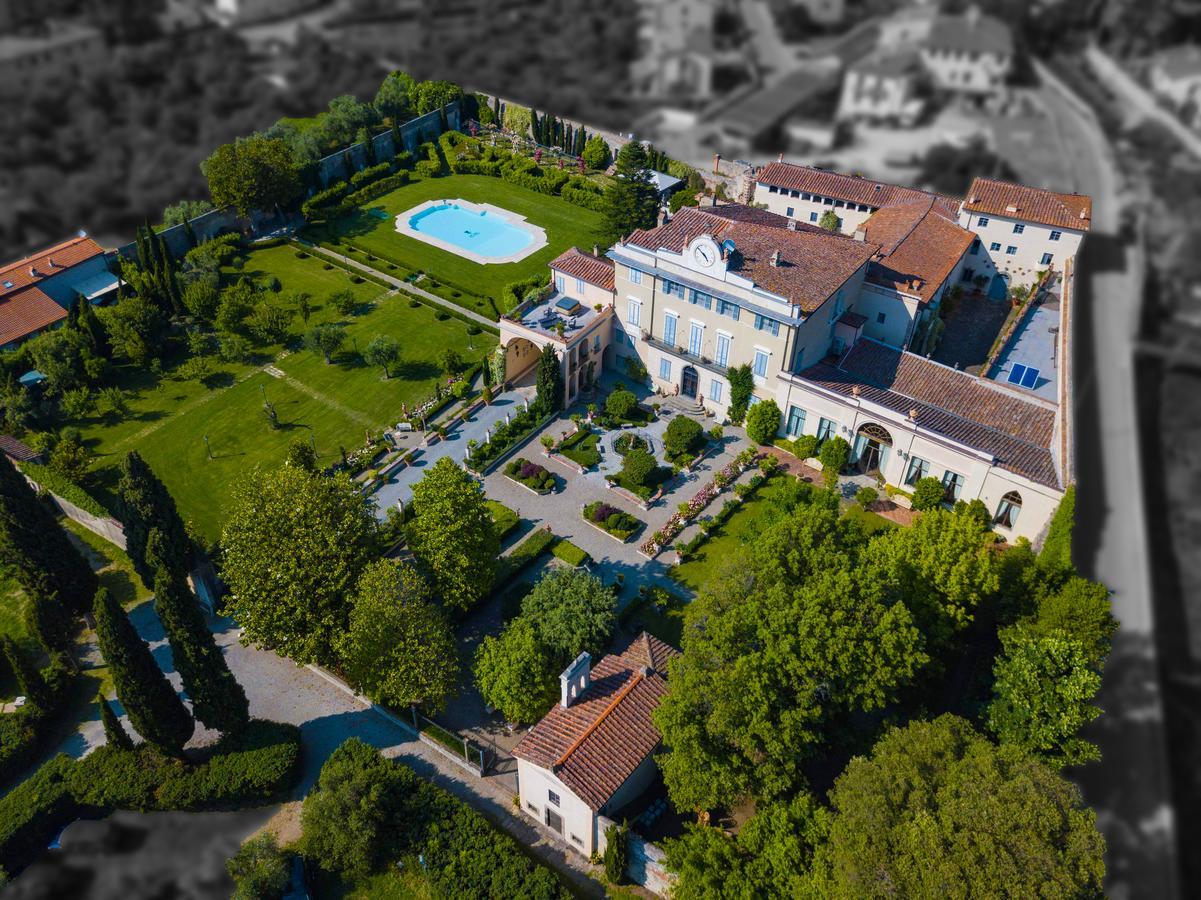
top-left (506, 412), bottom-right (511, 425)
top-left (485, 428), bottom-right (491, 443)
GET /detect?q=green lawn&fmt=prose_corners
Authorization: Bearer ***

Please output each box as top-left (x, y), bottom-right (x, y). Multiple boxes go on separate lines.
top-left (486, 500), bottom-right (520, 543)
top-left (304, 174), bottom-right (606, 318)
top-left (72, 246), bottom-right (495, 542)
top-left (670, 478), bottom-right (793, 594)
top-left (621, 587), bottom-right (688, 648)
top-left (842, 503), bottom-right (898, 536)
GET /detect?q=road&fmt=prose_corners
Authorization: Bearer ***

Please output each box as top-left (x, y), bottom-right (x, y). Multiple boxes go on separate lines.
top-left (1036, 62), bottom-right (1180, 899)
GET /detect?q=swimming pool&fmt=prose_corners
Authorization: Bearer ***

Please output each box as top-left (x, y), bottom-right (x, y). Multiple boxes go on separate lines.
top-left (396, 199), bottom-right (547, 264)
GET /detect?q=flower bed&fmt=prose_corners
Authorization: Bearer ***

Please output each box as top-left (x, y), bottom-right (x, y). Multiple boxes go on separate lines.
top-left (465, 406), bottom-right (545, 472)
top-left (614, 433), bottom-right (649, 456)
top-left (581, 501), bottom-right (642, 542)
top-left (639, 449), bottom-right (757, 558)
top-left (503, 458), bottom-right (555, 494)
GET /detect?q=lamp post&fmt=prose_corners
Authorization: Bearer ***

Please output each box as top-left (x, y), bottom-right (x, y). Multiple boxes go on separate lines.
top-left (203, 434), bottom-right (212, 460)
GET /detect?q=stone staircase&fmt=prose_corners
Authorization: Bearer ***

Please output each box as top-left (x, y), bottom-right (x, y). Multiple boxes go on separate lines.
top-left (660, 394), bottom-right (704, 416)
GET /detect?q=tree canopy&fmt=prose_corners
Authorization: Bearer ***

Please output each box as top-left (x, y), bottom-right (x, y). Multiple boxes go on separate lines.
top-left (655, 500), bottom-right (925, 811)
top-left (117, 450), bottom-right (193, 583)
top-left (602, 141), bottom-right (660, 243)
top-left (474, 618), bottom-right (557, 724)
top-left (222, 466), bottom-right (377, 666)
top-left (519, 568), bottom-right (616, 666)
top-left (337, 560), bottom-right (459, 713)
top-left (808, 715), bottom-right (1106, 898)
top-left (408, 458), bottom-right (498, 611)
top-left (201, 134), bottom-right (302, 217)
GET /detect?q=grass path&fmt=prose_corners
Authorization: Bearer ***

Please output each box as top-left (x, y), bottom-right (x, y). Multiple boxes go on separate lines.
top-left (265, 367), bottom-right (375, 429)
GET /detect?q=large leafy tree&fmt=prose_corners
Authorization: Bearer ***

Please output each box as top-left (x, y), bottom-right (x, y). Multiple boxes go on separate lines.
top-left (363, 334), bottom-right (401, 379)
top-left (116, 451), bottom-right (193, 584)
top-left (337, 560), bottom-right (459, 713)
top-left (520, 569), bottom-right (616, 666)
top-left (222, 466), bottom-right (377, 666)
top-left (373, 70), bottom-right (416, 121)
top-left (473, 619), bottom-right (557, 724)
top-left (93, 587), bottom-right (194, 756)
top-left (601, 141), bottom-right (660, 243)
top-left (408, 458), bottom-right (498, 611)
top-left (201, 135), bottom-right (302, 217)
top-left (807, 715), bottom-right (1106, 898)
top-left (987, 628), bottom-right (1102, 767)
top-left (663, 794), bottom-right (830, 900)
top-left (860, 506), bottom-right (999, 653)
top-left (1020, 575), bottom-right (1116, 670)
top-left (655, 502), bottom-right (925, 811)
top-left (0, 455), bottom-right (97, 620)
top-left (148, 530), bottom-right (249, 735)
top-left (301, 738), bottom-right (413, 878)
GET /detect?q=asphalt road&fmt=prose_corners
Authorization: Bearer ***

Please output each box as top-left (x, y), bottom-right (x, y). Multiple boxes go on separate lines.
top-left (1036, 62), bottom-right (1180, 899)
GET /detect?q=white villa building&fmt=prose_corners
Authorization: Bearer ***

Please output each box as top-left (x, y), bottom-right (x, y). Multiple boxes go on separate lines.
top-left (513, 634), bottom-right (678, 858)
top-left (497, 160), bottom-right (1086, 543)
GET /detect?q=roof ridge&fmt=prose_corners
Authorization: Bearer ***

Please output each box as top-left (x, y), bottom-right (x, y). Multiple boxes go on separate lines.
top-left (554, 670), bottom-right (645, 769)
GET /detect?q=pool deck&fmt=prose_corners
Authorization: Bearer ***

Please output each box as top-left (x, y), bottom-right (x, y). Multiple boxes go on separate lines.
top-left (394, 198), bottom-right (548, 265)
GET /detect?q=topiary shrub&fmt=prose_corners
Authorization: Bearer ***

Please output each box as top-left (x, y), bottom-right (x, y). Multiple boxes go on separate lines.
top-left (856, 486), bottom-right (879, 507)
top-left (818, 436), bottom-right (851, 488)
top-left (792, 434), bottom-right (818, 460)
top-left (912, 476), bottom-right (946, 511)
top-left (745, 399), bottom-right (782, 445)
top-left (603, 819), bottom-right (629, 885)
top-left (605, 389), bottom-right (637, 421)
top-left (620, 447), bottom-right (657, 489)
top-left (663, 416), bottom-right (703, 459)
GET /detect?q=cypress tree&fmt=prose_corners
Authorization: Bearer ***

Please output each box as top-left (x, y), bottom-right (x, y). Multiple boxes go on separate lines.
top-left (116, 451), bottom-right (193, 585)
top-left (529, 109), bottom-right (539, 143)
top-left (438, 105), bottom-right (448, 132)
top-left (149, 532), bottom-right (249, 735)
top-left (99, 694), bottom-right (133, 750)
top-left (182, 216), bottom-right (198, 250)
top-left (535, 344), bottom-right (563, 414)
top-left (1, 636), bottom-right (48, 708)
top-left (77, 296), bottom-right (110, 357)
top-left (135, 225), bottom-right (151, 272)
top-left (93, 587), bottom-right (193, 757)
top-left (0, 455), bottom-right (97, 617)
top-left (493, 95), bottom-right (500, 122)
top-left (23, 583), bottom-right (72, 652)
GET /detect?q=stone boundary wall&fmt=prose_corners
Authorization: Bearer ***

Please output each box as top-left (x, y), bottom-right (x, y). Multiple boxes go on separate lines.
top-left (596, 813), bottom-right (674, 897)
top-left (315, 102), bottom-right (461, 187)
top-left (19, 473), bottom-right (127, 549)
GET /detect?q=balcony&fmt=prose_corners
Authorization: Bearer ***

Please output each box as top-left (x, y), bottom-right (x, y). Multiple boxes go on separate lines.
top-left (641, 331), bottom-right (729, 377)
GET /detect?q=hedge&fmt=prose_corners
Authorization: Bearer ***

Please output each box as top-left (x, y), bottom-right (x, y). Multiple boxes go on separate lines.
top-left (551, 539), bottom-right (590, 567)
top-left (500, 274), bottom-right (547, 314)
top-left (1040, 485), bottom-right (1076, 571)
top-left (0, 654), bottom-right (77, 788)
top-left (497, 528), bottom-right (557, 581)
top-left (15, 461), bottom-right (111, 518)
top-left (0, 720), bottom-right (301, 875)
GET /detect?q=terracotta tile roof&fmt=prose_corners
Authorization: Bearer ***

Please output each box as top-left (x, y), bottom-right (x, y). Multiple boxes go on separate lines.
top-left (550, 247), bottom-right (616, 292)
top-left (862, 198), bottom-right (976, 302)
top-left (757, 161), bottom-right (960, 219)
top-left (963, 177), bottom-right (1092, 232)
top-left (799, 339), bottom-right (1060, 488)
top-left (0, 235), bottom-right (106, 301)
top-left (0, 286), bottom-right (68, 347)
top-left (513, 633), bottom-right (680, 812)
top-left (926, 13), bottom-right (1013, 56)
top-left (0, 435), bottom-right (40, 463)
top-left (624, 205), bottom-right (878, 314)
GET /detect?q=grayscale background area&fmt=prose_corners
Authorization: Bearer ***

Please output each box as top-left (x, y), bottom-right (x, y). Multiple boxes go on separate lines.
top-left (1, 1), bottom-right (1198, 897)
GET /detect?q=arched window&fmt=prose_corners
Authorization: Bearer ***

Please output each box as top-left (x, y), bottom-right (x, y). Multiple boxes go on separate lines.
top-left (858, 422), bottom-right (893, 445)
top-left (994, 491), bottom-right (1022, 529)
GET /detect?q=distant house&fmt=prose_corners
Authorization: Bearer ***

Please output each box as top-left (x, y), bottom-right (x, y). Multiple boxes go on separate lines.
top-left (0, 20), bottom-right (106, 98)
top-left (513, 633), bottom-right (678, 858)
top-left (1149, 44), bottom-right (1201, 129)
top-left (837, 50), bottom-right (926, 125)
top-left (648, 170), bottom-right (684, 203)
top-left (0, 235), bottom-right (118, 350)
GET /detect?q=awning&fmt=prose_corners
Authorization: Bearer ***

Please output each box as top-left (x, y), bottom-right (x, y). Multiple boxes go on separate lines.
top-left (72, 270), bottom-right (120, 302)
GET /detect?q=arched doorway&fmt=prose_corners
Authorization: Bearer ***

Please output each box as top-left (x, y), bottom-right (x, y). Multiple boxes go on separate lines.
top-left (994, 491), bottom-right (1022, 529)
top-left (853, 422), bottom-right (892, 474)
top-left (501, 336), bottom-right (541, 387)
top-left (681, 365), bottom-right (698, 399)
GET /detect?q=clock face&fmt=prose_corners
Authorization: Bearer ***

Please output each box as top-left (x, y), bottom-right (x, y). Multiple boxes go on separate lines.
top-left (694, 243), bottom-right (715, 267)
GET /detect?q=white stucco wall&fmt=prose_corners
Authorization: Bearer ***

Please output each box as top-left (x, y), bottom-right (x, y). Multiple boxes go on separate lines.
top-left (517, 758), bottom-right (599, 856)
top-left (919, 47), bottom-right (1012, 94)
top-left (959, 210), bottom-right (1085, 290)
top-left (752, 182), bottom-right (878, 234)
top-left (773, 373), bottom-right (1063, 541)
top-left (838, 70), bottom-right (921, 123)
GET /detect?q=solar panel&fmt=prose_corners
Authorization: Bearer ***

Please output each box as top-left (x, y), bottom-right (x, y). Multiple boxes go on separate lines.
top-left (1007, 364), bottom-right (1027, 385)
top-left (1020, 367), bottom-right (1040, 389)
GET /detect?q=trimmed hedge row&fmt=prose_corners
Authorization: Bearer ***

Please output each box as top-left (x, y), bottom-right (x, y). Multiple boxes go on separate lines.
top-left (497, 528), bottom-right (557, 582)
top-left (16, 461), bottom-right (111, 518)
top-left (303, 167), bottom-right (414, 222)
top-left (440, 136), bottom-right (609, 214)
top-left (0, 719), bottom-right (301, 875)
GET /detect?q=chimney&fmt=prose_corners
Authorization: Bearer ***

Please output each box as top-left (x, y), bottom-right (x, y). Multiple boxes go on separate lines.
top-left (908, 407), bottom-right (919, 421)
top-left (771, 249), bottom-right (781, 267)
top-left (852, 384), bottom-right (862, 397)
top-left (777, 152), bottom-right (784, 163)
top-left (560, 652), bottom-right (591, 708)
top-left (853, 228), bottom-right (867, 242)
top-left (787, 218), bottom-right (798, 231)
top-left (593, 245), bottom-right (600, 257)
top-left (28, 267), bottom-right (38, 277)
top-left (1079, 209), bottom-right (1087, 220)
top-left (1005, 204), bottom-right (1018, 213)
top-left (713, 153), bottom-right (721, 174)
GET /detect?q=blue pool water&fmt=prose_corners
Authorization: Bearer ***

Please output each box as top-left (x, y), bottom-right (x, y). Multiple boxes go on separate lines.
top-left (408, 203), bottom-right (533, 258)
